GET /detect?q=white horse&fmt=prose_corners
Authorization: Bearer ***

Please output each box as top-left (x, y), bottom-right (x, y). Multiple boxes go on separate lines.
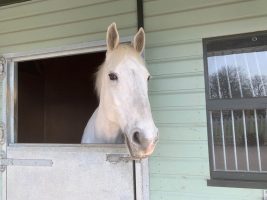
top-left (82, 23), bottom-right (158, 158)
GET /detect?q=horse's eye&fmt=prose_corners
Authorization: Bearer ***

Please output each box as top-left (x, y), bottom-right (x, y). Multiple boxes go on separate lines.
top-left (109, 73), bottom-right (118, 81)
top-left (147, 75), bottom-right (151, 81)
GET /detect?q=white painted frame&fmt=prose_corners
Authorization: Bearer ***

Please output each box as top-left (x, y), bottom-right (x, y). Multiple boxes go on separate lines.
top-left (1, 37), bottom-right (150, 200)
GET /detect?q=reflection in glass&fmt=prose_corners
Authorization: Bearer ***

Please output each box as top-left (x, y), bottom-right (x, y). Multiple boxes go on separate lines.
top-left (208, 51), bottom-right (267, 99)
top-left (211, 109), bottom-right (267, 172)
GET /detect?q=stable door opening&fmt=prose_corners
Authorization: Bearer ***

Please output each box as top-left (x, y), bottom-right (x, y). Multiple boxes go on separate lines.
top-left (17, 51), bottom-right (105, 143)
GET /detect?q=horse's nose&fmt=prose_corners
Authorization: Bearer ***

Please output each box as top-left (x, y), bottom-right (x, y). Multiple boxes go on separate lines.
top-left (131, 129), bottom-right (157, 149)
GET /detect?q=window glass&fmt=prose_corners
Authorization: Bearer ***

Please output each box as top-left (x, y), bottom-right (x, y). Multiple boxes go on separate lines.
top-left (208, 51), bottom-right (267, 99)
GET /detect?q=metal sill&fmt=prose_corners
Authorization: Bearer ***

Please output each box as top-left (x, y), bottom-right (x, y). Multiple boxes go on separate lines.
top-left (207, 179), bottom-right (267, 189)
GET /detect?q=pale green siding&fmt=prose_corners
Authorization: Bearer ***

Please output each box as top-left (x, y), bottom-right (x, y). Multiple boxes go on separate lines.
top-left (0, 0), bottom-right (137, 54)
top-left (145, 0), bottom-right (267, 199)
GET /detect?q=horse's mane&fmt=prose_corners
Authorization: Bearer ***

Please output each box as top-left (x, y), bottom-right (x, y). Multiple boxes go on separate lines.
top-left (95, 44), bottom-right (144, 98)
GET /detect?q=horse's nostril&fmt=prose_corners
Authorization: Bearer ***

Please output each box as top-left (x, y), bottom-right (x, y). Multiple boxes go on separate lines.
top-left (132, 131), bottom-right (141, 145)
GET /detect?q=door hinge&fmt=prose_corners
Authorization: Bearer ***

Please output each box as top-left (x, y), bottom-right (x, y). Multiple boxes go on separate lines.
top-left (0, 57), bottom-right (6, 79)
top-left (0, 123), bottom-right (6, 144)
top-left (0, 151), bottom-right (53, 172)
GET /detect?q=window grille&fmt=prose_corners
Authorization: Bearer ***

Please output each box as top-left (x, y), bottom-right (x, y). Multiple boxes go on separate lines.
top-left (203, 31), bottom-right (267, 188)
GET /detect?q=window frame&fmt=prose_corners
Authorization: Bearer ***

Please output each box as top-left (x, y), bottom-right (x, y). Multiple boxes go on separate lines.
top-left (203, 30), bottom-right (267, 189)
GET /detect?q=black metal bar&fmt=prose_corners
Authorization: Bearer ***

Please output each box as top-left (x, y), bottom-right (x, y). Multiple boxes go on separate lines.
top-left (211, 171), bottom-right (267, 181)
top-left (207, 179), bottom-right (267, 189)
top-left (133, 160), bottom-right (137, 200)
top-left (0, 0), bottom-right (30, 7)
top-left (206, 97), bottom-right (267, 110)
top-left (137, 0), bottom-right (144, 29)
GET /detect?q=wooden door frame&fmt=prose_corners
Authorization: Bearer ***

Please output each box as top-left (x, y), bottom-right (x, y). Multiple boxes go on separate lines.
top-left (1, 37), bottom-right (150, 200)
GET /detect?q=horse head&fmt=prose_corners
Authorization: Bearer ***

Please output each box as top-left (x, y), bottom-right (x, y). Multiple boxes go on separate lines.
top-left (86, 23), bottom-right (159, 158)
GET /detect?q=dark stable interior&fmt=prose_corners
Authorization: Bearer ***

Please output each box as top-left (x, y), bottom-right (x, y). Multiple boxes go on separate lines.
top-left (17, 51), bottom-right (106, 143)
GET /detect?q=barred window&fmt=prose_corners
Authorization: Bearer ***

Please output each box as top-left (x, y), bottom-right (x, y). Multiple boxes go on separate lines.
top-left (203, 31), bottom-right (267, 188)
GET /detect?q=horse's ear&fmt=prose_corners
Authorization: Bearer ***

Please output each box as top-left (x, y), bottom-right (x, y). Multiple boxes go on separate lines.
top-left (133, 28), bottom-right (145, 54)
top-left (106, 23), bottom-right (119, 51)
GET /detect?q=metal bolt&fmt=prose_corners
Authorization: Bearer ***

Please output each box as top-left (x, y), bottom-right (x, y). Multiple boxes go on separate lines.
top-left (251, 36), bottom-right (257, 42)
top-left (0, 150), bottom-right (6, 173)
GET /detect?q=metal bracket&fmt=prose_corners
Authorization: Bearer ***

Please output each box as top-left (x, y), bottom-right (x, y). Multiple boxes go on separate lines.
top-left (0, 151), bottom-right (6, 172)
top-left (106, 153), bottom-right (141, 164)
top-left (0, 57), bottom-right (6, 79)
top-left (0, 151), bottom-right (53, 172)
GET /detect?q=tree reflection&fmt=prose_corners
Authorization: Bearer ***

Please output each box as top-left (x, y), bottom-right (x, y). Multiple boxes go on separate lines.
top-left (209, 65), bottom-right (267, 98)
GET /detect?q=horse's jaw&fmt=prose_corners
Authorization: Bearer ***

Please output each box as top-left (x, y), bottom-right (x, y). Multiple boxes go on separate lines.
top-left (94, 108), bottom-right (124, 143)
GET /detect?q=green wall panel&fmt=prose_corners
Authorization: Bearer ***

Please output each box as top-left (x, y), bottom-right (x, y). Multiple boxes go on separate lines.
top-left (148, 59), bottom-right (203, 76)
top-left (149, 75), bottom-right (204, 92)
top-left (150, 175), bottom-right (263, 199)
top-left (150, 93), bottom-right (205, 108)
top-left (150, 157), bottom-right (209, 176)
top-left (153, 141), bottom-right (208, 159)
top-left (153, 126), bottom-right (207, 141)
top-left (0, 0), bottom-right (137, 54)
top-left (145, 0), bottom-right (267, 199)
top-left (145, 0), bottom-right (267, 32)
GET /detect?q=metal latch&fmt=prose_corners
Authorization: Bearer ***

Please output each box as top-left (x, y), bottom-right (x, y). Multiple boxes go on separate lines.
top-left (0, 151), bottom-right (53, 172)
top-left (0, 123), bottom-right (5, 144)
top-left (106, 153), bottom-right (141, 163)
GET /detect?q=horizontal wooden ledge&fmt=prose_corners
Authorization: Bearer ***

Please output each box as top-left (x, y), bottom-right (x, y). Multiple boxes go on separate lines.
top-left (151, 173), bottom-right (209, 179)
top-left (0, 0), bottom-right (122, 23)
top-left (155, 122), bottom-right (206, 127)
top-left (145, 13), bottom-right (267, 34)
top-left (0, 11), bottom-right (135, 35)
top-left (151, 155), bottom-right (208, 161)
top-left (0, 26), bottom-right (135, 49)
top-left (150, 156), bottom-right (209, 161)
top-left (149, 88), bottom-right (205, 95)
top-left (150, 72), bottom-right (203, 79)
top-left (157, 139), bottom-right (207, 145)
top-left (151, 105), bottom-right (205, 111)
top-left (146, 38), bottom-right (201, 49)
top-left (144, 0), bottom-right (253, 18)
top-left (146, 55), bottom-right (202, 64)
top-left (149, 190), bottom-right (227, 199)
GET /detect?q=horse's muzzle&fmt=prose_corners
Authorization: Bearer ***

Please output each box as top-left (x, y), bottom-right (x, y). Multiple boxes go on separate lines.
top-left (125, 129), bottom-right (159, 159)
